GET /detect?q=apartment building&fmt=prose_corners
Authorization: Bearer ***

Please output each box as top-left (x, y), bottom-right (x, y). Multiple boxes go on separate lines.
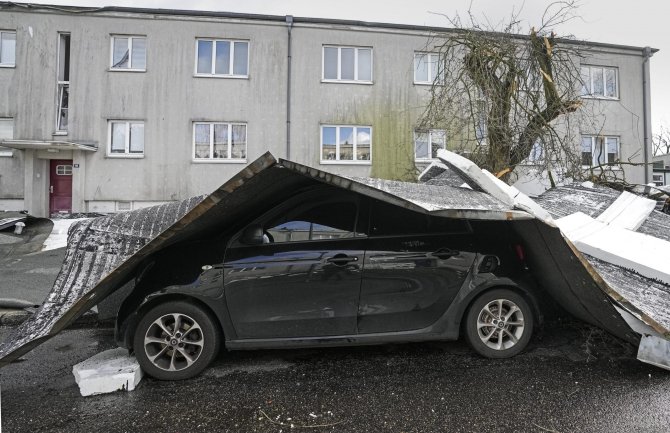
top-left (0, 2), bottom-right (656, 216)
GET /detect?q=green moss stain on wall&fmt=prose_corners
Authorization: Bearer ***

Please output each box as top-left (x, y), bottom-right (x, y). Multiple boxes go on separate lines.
top-left (330, 93), bottom-right (417, 182)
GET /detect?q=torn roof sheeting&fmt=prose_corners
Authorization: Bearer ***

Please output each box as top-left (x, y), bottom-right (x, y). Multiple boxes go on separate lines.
top-left (434, 150), bottom-right (670, 354)
top-left (1, 151), bottom-right (668, 368)
top-left (0, 152), bottom-right (532, 365)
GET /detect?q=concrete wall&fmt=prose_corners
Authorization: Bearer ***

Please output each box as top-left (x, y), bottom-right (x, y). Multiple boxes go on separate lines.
top-left (578, 47), bottom-right (651, 185)
top-left (0, 5), bottom-right (656, 216)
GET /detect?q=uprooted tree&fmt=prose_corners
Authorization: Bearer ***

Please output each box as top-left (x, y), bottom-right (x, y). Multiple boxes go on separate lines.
top-left (419, 2), bottom-right (585, 183)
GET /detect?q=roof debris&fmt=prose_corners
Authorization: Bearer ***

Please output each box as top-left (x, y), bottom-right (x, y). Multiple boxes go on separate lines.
top-left (0, 151), bottom-right (668, 371)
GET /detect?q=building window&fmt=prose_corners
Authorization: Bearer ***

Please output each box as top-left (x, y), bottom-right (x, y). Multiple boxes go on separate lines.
top-left (322, 46), bottom-right (373, 83)
top-left (110, 35), bottom-right (146, 70)
top-left (56, 33), bottom-right (70, 133)
top-left (414, 52), bottom-right (441, 85)
top-left (652, 174), bottom-right (664, 187)
top-left (414, 130), bottom-right (446, 160)
top-left (195, 39), bottom-right (248, 77)
top-left (581, 135), bottom-right (619, 167)
top-left (0, 118), bottom-right (14, 157)
top-left (580, 65), bottom-right (618, 99)
top-left (108, 121), bottom-right (144, 157)
top-left (193, 122), bottom-right (247, 161)
top-left (0, 31), bottom-right (16, 67)
top-left (321, 125), bottom-right (371, 164)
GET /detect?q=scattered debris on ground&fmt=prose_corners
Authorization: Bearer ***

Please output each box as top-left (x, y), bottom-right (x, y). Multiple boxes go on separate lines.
top-left (72, 347), bottom-right (143, 396)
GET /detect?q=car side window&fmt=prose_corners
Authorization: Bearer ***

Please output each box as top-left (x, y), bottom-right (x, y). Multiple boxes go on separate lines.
top-left (266, 201), bottom-right (359, 243)
top-left (370, 201), bottom-right (469, 237)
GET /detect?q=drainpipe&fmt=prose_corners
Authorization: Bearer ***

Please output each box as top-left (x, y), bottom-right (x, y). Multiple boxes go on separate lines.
top-left (285, 15), bottom-right (294, 160)
top-left (642, 46), bottom-right (654, 184)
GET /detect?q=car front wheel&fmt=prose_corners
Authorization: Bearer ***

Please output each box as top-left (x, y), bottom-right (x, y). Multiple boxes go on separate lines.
top-left (133, 300), bottom-right (221, 380)
top-left (464, 288), bottom-right (534, 358)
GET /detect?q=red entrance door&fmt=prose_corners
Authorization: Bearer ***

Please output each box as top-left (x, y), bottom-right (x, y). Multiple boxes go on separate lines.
top-left (49, 159), bottom-right (73, 215)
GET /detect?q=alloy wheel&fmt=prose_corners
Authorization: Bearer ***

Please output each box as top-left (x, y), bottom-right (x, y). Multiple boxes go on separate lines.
top-left (143, 313), bottom-right (204, 372)
top-left (476, 299), bottom-right (525, 351)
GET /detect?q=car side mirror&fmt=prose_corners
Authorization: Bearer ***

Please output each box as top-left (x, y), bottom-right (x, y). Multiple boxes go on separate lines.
top-left (240, 224), bottom-right (264, 245)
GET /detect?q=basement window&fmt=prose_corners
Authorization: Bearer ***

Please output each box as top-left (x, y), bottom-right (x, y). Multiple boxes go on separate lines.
top-left (321, 125), bottom-right (372, 164)
top-left (110, 35), bottom-right (146, 71)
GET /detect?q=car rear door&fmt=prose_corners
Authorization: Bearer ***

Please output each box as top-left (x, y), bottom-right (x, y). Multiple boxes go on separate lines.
top-left (358, 200), bottom-right (476, 334)
top-left (223, 192), bottom-right (365, 339)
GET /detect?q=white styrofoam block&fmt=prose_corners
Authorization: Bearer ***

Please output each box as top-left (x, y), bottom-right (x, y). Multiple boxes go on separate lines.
top-left (436, 149), bottom-right (514, 207)
top-left (596, 191), bottom-right (656, 231)
top-left (556, 212), bottom-right (670, 285)
top-left (73, 348), bottom-right (143, 397)
top-left (480, 168), bottom-right (554, 224)
top-left (638, 335), bottom-right (670, 371)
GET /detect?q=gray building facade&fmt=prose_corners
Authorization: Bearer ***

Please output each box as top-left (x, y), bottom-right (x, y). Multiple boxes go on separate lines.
top-left (0, 3), bottom-right (657, 216)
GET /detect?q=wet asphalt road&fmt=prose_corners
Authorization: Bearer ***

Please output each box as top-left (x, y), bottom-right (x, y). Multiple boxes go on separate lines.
top-left (0, 323), bottom-right (669, 433)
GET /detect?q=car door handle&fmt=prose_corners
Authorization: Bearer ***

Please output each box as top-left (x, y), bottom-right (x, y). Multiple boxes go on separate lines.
top-left (326, 255), bottom-right (358, 265)
top-left (432, 248), bottom-right (459, 259)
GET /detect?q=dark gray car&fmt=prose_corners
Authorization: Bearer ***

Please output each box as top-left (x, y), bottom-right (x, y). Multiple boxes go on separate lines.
top-left (115, 185), bottom-right (539, 380)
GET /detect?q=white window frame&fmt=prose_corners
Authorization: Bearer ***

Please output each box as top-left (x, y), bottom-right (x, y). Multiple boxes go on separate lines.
top-left (55, 164), bottom-right (73, 175)
top-left (580, 65), bottom-right (619, 100)
top-left (413, 52), bottom-right (442, 85)
top-left (193, 39), bottom-right (249, 78)
top-left (107, 120), bottom-right (145, 158)
top-left (109, 35), bottom-right (147, 71)
top-left (0, 30), bottom-right (16, 67)
top-left (321, 45), bottom-right (373, 84)
top-left (414, 129), bottom-right (446, 161)
top-left (652, 174), bottom-right (664, 187)
top-left (581, 135), bottom-right (620, 168)
top-left (320, 125), bottom-right (372, 165)
top-left (0, 117), bottom-right (14, 157)
top-left (192, 121), bottom-right (248, 163)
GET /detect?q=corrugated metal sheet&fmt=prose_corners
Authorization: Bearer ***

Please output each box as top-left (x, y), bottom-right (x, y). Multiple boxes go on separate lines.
top-left (1, 153), bottom-right (668, 368)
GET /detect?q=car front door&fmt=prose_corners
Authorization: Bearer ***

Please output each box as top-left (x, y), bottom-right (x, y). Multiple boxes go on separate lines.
top-left (358, 200), bottom-right (477, 334)
top-left (223, 193), bottom-right (365, 339)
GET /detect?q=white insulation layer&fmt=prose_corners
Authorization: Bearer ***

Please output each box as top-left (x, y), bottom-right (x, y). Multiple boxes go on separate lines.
top-left (72, 348), bottom-right (143, 396)
top-left (595, 191), bottom-right (656, 231)
top-left (556, 212), bottom-right (670, 286)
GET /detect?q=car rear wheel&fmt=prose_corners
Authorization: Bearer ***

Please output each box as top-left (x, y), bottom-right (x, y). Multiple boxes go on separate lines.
top-left (133, 301), bottom-right (221, 380)
top-left (464, 289), bottom-right (533, 358)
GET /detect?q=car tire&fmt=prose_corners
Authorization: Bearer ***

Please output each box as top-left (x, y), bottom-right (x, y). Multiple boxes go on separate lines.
top-left (133, 300), bottom-right (221, 380)
top-left (464, 288), bottom-right (534, 359)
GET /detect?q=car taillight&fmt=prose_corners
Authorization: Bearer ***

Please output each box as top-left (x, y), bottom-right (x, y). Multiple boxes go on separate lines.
top-left (514, 244), bottom-right (525, 262)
